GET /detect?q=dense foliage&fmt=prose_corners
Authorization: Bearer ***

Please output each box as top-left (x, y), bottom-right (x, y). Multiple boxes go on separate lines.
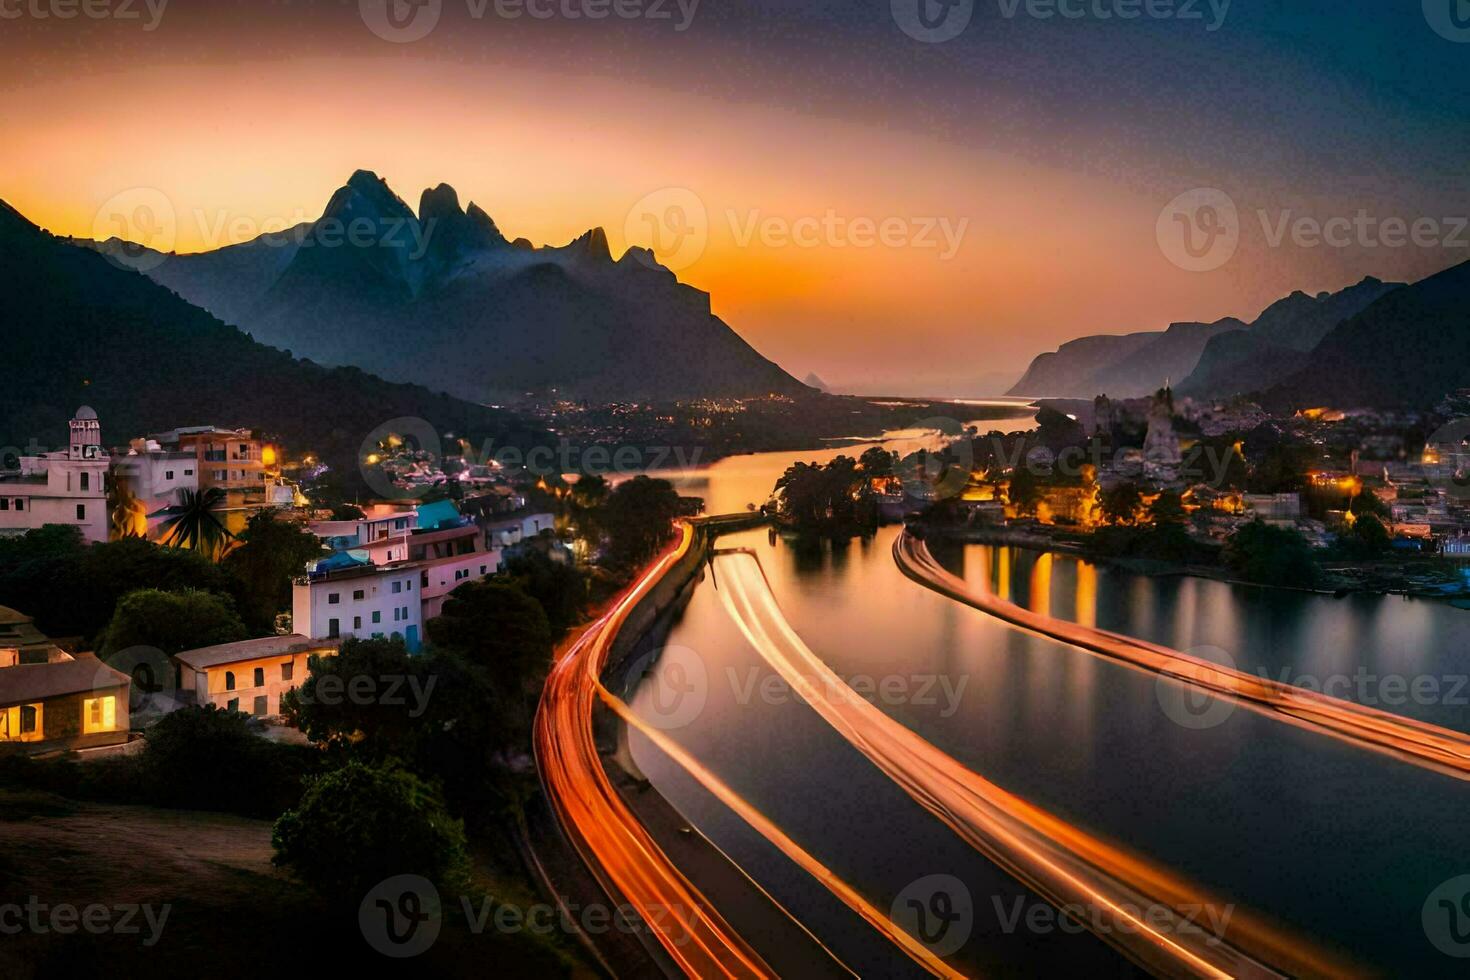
top-left (99, 588), bottom-right (249, 658)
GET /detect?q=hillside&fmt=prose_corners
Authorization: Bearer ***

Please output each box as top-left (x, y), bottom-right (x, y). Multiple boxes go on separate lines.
top-left (1178, 277), bottom-right (1401, 399)
top-left (1263, 260), bottom-right (1470, 411)
top-left (1007, 320), bottom-right (1241, 399)
top-left (0, 198), bottom-right (550, 480)
top-left (87, 171), bottom-right (809, 403)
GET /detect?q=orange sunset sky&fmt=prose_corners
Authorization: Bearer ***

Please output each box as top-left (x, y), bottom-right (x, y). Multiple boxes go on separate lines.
top-left (2, 2), bottom-right (1465, 395)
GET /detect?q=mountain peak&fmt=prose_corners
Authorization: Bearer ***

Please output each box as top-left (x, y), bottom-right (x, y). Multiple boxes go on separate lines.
top-left (568, 227), bottom-right (612, 262)
top-left (419, 183), bottom-right (464, 223)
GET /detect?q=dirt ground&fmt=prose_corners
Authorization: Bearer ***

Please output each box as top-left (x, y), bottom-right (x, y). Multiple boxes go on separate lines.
top-left (0, 789), bottom-right (592, 978)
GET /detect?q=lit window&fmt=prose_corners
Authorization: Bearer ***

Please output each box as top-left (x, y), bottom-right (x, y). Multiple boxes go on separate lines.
top-left (82, 696), bottom-right (116, 734)
top-left (1, 703), bottom-right (43, 742)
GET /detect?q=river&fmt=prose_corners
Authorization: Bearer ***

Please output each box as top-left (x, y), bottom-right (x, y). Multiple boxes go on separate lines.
top-left (620, 426), bottom-right (1470, 977)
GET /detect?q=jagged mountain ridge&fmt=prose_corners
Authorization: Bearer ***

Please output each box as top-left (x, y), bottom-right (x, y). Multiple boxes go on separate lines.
top-left (1, 197), bottom-right (550, 482)
top-left (1007, 319), bottom-right (1242, 399)
top-left (85, 171), bottom-right (808, 403)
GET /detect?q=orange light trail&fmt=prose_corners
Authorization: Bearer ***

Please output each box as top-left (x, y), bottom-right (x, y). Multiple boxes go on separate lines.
top-left (896, 531), bottom-right (1470, 782)
top-left (715, 549), bottom-right (1359, 979)
top-left (534, 524), bottom-right (773, 979)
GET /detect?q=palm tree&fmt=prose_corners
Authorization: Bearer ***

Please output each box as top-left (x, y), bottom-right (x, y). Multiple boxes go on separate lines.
top-left (158, 487), bottom-right (234, 560)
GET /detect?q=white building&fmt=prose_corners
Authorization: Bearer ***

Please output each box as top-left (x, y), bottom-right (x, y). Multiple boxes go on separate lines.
top-left (293, 555), bottom-right (425, 652)
top-left (0, 408), bottom-right (111, 543)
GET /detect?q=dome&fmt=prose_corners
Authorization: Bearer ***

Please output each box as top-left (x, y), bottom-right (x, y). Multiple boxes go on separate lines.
top-left (74, 406), bottom-right (98, 421)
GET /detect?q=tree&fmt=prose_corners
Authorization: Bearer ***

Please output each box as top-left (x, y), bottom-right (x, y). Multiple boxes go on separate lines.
top-left (140, 705), bottom-right (311, 817)
top-left (158, 487), bottom-right (234, 560)
top-left (598, 476), bottom-right (683, 568)
top-left (1099, 482), bottom-right (1144, 525)
top-left (99, 588), bottom-right (249, 658)
top-left (1341, 513), bottom-right (1392, 558)
top-left (501, 549), bottom-right (586, 639)
top-left (859, 447), bottom-right (897, 479)
top-left (1223, 520), bottom-right (1320, 588)
top-left (1149, 490), bottom-right (1188, 528)
top-left (427, 580), bottom-right (553, 679)
top-left (272, 761), bottom-right (469, 901)
top-left (222, 511), bottom-right (326, 633)
top-left (1007, 466), bottom-right (1041, 517)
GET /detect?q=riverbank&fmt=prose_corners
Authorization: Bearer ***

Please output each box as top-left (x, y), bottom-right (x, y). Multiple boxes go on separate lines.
top-left (913, 519), bottom-right (1470, 601)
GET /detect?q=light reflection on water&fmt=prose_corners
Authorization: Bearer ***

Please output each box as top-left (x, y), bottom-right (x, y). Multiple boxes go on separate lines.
top-left (624, 445), bottom-right (1470, 978)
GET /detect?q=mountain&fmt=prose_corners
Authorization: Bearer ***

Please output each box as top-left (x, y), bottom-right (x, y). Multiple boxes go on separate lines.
top-left (86, 171), bottom-right (808, 403)
top-left (1263, 260), bottom-right (1470, 411)
top-left (1007, 320), bottom-right (1242, 399)
top-left (0, 198), bottom-right (550, 484)
top-left (1177, 277), bottom-right (1402, 399)
top-left (803, 372), bottom-right (831, 393)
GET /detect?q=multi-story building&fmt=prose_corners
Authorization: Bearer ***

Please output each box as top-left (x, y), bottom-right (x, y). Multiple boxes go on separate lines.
top-left (150, 426), bottom-right (271, 493)
top-left (0, 407), bottom-right (111, 544)
top-left (173, 634), bottom-right (339, 718)
top-left (293, 555), bottom-right (425, 651)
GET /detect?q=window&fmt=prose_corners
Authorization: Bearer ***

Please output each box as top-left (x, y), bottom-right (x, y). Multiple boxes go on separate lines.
top-left (328, 592), bottom-right (340, 605)
top-left (281, 661), bottom-right (294, 682)
top-left (353, 616), bottom-right (362, 630)
top-left (253, 696), bottom-right (268, 717)
top-left (371, 611), bottom-right (381, 624)
top-left (253, 667), bottom-right (265, 687)
top-left (82, 696), bottom-right (116, 734)
top-left (79, 473), bottom-right (89, 492)
top-left (76, 504), bottom-right (86, 520)
top-left (394, 519), bottom-right (407, 530)
top-left (0, 500), bottom-right (8, 511)
top-left (391, 581), bottom-right (403, 595)
top-left (1, 703), bottom-right (43, 742)
top-left (224, 671), bottom-right (236, 691)
top-left (480, 565), bottom-right (487, 575)
top-left (13, 499), bottom-right (21, 511)
top-left (165, 470), bottom-right (174, 480)
top-left (328, 618), bottom-right (340, 638)
top-left (184, 468), bottom-right (193, 477)
top-left (227, 698), bottom-right (240, 712)
top-left (353, 589), bottom-right (365, 601)
top-left (392, 608), bottom-right (401, 622)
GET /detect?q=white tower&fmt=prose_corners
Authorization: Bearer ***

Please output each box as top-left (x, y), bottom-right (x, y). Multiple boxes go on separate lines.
top-left (68, 406), bottom-right (104, 460)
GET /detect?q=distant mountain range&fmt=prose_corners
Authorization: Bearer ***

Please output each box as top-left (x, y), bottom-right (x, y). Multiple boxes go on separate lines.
top-left (0, 198), bottom-right (550, 482)
top-left (82, 171), bottom-right (808, 403)
top-left (1008, 276), bottom-right (1408, 403)
top-left (1007, 318), bottom-right (1244, 399)
top-left (1263, 261), bottom-right (1470, 412)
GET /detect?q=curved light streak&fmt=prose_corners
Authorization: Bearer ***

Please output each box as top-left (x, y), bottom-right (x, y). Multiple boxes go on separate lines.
top-left (896, 531), bottom-right (1470, 781)
top-left (715, 549), bottom-right (1359, 979)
